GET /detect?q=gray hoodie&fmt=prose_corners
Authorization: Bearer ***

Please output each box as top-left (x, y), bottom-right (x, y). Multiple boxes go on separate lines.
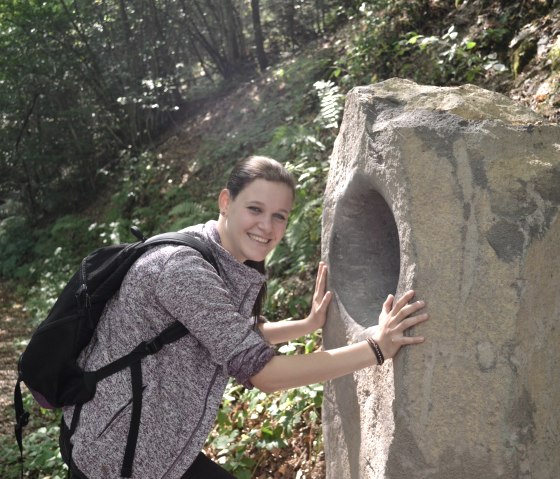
top-left (63, 220), bottom-right (275, 478)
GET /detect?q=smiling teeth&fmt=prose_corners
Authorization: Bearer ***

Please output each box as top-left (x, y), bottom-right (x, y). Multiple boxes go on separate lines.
top-left (248, 233), bottom-right (269, 244)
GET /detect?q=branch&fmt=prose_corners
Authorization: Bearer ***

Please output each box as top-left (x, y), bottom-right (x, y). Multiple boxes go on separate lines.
top-left (14, 93), bottom-right (39, 154)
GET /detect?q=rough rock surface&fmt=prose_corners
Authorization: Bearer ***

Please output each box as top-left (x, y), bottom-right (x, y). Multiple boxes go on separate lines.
top-left (321, 78), bottom-right (560, 479)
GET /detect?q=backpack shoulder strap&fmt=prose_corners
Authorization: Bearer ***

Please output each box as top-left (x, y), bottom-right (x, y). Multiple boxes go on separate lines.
top-left (86, 320), bottom-right (188, 477)
top-left (143, 232), bottom-right (219, 273)
top-left (92, 231), bottom-right (220, 384)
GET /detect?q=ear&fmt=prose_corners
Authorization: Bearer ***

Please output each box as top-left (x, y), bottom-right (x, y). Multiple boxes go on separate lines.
top-left (218, 189), bottom-right (231, 215)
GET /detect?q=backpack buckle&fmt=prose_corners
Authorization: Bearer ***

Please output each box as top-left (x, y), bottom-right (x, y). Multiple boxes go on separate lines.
top-left (16, 411), bottom-right (29, 429)
top-left (143, 338), bottom-right (163, 355)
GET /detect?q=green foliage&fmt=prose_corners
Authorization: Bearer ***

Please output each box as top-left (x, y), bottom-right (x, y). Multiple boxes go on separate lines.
top-left (397, 25), bottom-right (511, 84)
top-left (0, 0), bottom-right (118, 219)
top-left (208, 382), bottom-right (324, 477)
top-left (313, 80), bottom-right (345, 129)
top-left (206, 336), bottom-right (324, 477)
top-left (331, 1), bottom-right (513, 88)
top-left (0, 0), bottom-right (345, 224)
top-left (330, 2), bottom-right (390, 86)
top-left (166, 199), bottom-right (214, 232)
top-left (399, 27), bottom-right (480, 83)
top-left (0, 215), bottom-right (37, 280)
top-left (548, 37), bottom-right (560, 71)
top-left (0, 394), bottom-right (65, 479)
top-left (260, 0), bottom-right (346, 52)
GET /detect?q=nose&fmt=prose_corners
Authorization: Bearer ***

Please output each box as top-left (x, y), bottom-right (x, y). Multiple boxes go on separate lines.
top-left (258, 216), bottom-right (273, 234)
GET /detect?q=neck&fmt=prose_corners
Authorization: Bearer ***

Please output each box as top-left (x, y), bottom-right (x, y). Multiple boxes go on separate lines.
top-left (215, 215), bottom-right (245, 263)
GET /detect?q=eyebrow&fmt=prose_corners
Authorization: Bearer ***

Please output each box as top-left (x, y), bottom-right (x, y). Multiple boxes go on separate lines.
top-left (246, 200), bottom-right (291, 215)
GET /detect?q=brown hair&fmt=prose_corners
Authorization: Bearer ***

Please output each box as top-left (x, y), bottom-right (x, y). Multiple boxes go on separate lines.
top-left (226, 155), bottom-right (296, 201)
top-left (225, 156), bottom-right (295, 320)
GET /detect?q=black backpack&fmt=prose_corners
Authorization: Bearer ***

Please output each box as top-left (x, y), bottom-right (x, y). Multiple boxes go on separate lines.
top-left (14, 227), bottom-right (218, 478)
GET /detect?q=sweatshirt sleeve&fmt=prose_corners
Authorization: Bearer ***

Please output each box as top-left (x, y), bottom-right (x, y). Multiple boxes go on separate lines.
top-left (227, 342), bottom-right (274, 388)
top-left (154, 247), bottom-right (274, 383)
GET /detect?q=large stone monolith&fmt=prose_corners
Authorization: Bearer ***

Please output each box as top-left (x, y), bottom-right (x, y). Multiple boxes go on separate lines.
top-left (321, 78), bottom-right (560, 479)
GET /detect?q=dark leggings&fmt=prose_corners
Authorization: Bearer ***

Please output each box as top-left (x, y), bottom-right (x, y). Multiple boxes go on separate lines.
top-left (181, 452), bottom-right (236, 478)
top-left (63, 416), bottom-right (234, 478)
top-left (67, 452), bottom-right (235, 478)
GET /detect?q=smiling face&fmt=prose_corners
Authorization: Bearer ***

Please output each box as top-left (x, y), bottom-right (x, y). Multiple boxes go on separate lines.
top-left (217, 178), bottom-right (294, 263)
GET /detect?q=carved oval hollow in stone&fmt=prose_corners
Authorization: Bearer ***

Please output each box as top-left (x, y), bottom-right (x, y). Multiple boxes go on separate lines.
top-left (329, 174), bottom-right (400, 327)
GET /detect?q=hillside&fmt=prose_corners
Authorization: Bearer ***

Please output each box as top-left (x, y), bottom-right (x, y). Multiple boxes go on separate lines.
top-left (146, 1), bottom-right (560, 224)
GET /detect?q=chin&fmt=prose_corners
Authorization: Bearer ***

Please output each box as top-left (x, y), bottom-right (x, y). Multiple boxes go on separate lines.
top-left (244, 248), bottom-right (270, 263)
top-left (243, 244), bottom-right (273, 263)
top-left (245, 254), bottom-right (267, 263)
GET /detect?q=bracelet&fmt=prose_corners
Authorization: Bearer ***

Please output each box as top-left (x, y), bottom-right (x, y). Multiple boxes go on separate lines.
top-left (366, 337), bottom-right (385, 366)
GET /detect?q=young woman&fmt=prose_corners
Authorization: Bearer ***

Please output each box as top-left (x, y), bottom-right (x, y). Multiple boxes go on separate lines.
top-left (62, 155), bottom-right (428, 478)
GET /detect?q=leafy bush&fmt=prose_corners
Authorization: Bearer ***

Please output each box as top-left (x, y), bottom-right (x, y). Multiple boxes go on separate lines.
top-left (398, 25), bottom-right (510, 84)
top-left (206, 337), bottom-right (324, 478)
top-left (0, 394), bottom-right (65, 479)
top-left (331, 1), bottom-right (510, 88)
top-left (0, 216), bottom-right (37, 281)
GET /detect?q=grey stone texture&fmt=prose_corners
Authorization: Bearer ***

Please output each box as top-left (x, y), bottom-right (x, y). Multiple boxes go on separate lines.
top-left (321, 78), bottom-right (560, 479)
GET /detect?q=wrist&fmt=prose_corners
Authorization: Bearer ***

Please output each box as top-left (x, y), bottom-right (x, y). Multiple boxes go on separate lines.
top-left (305, 313), bottom-right (321, 331)
top-left (366, 337), bottom-right (385, 365)
top-left (370, 329), bottom-right (391, 360)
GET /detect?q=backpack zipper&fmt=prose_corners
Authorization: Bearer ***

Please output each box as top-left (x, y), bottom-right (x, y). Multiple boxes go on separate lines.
top-left (76, 257), bottom-right (91, 310)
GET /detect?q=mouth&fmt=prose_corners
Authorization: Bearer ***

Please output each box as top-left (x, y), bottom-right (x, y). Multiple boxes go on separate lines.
top-left (248, 233), bottom-right (271, 245)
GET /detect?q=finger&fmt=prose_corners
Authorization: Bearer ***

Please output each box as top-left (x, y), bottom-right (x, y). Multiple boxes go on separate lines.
top-left (315, 262), bottom-right (327, 293)
top-left (383, 294), bottom-right (394, 313)
top-left (391, 290), bottom-right (416, 313)
top-left (312, 267), bottom-right (323, 302)
top-left (398, 313), bottom-right (429, 331)
top-left (314, 263), bottom-right (322, 291)
top-left (319, 290), bottom-right (333, 310)
top-left (395, 300), bottom-right (426, 321)
top-left (397, 335), bottom-right (426, 345)
top-left (315, 293), bottom-right (332, 315)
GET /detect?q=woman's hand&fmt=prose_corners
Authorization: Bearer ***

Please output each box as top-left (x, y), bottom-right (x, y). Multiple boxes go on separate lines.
top-left (258, 263), bottom-right (332, 344)
top-left (372, 290), bottom-right (428, 360)
top-left (305, 262), bottom-right (333, 331)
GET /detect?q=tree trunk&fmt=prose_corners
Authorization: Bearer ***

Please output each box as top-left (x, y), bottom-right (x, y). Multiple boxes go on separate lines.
top-left (286, 0), bottom-right (296, 50)
top-left (251, 0), bottom-right (268, 71)
top-left (315, 0), bottom-right (325, 34)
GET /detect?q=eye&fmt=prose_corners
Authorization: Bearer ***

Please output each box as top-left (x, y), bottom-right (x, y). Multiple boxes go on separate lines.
top-left (273, 213), bottom-right (288, 222)
top-left (248, 206), bottom-right (262, 214)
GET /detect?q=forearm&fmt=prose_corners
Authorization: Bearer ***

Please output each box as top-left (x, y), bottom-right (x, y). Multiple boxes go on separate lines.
top-left (258, 317), bottom-right (318, 344)
top-left (250, 341), bottom-right (377, 392)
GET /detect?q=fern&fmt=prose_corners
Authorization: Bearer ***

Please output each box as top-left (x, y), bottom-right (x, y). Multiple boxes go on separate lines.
top-left (313, 80), bottom-right (344, 129)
